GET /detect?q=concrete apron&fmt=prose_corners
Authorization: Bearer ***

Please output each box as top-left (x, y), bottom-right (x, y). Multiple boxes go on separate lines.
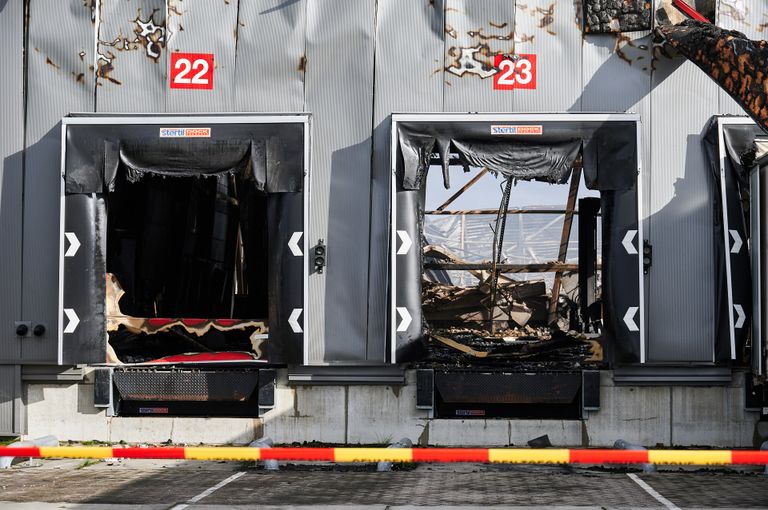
top-left (22, 370), bottom-right (760, 447)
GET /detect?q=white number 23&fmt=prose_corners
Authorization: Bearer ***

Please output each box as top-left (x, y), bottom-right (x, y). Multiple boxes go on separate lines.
top-left (497, 58), bottom-right (533, 86)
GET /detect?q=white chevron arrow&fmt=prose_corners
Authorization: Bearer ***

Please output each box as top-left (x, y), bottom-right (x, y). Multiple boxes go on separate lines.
top-left (63, 308), bottom-right (80, 334)
top-left (734, 304), bottom-right (746, 329)
top-left (288, 308), bottom-right (303, 333)
top-left (396, 307), bottom-right (412, 332)
top-left (64, 232), bottom-right (80, 257)
top-left (396, 230), bottom-right (412, 256)
top-left (622, 229), bottom-right (638, 255)
top-left (623, 306), bottom-right (639, 332)
top-left (729, 229), bottom-right (743, 254)
top-left (288, 232), bottom-right (303, 257)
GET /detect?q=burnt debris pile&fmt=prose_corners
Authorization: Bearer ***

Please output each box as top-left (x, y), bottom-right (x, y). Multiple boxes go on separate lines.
top-left (420, 243), bottom-right (603, 370)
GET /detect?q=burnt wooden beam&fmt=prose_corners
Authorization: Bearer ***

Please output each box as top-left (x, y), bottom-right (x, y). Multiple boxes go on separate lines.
top-left (548, 167), bottom-right (581, 324)
top-left (423, 262), bottom-right (595, 273)
top-left (436, 168), bottom-right (489, 211)
top-left (426, 208), bottom-right (580, 215)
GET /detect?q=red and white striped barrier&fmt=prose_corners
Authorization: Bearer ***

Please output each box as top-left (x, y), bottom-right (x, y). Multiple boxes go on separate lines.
top-left (1, 446), bottom-right (767, 465)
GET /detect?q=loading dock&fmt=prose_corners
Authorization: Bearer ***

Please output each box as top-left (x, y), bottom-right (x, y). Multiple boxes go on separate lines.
top-left (389, 113), bottom-right (646, 418)
top-left (58, 114), bottom-right (309, 416)
top-left (1, 0), bottom-right (765, 446)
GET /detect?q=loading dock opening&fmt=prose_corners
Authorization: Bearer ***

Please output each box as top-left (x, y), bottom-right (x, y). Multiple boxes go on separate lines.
top-left (391, 113), bottom-right (644, 418)
top-left (420, 162), bottom-right (604, 361)
top-left (706, 117), bottom-right (768, 408)
top-left (59, 114), bottom-right (309, 416)
top-left (106, 171), bottom-right (271, 364)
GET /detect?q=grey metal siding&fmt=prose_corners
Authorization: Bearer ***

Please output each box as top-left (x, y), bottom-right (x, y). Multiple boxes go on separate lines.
top-left (369, 0), bottom-right (445, 362)
top-left (95, 0), bottom-right (167, 112)
top-left (511, 1), bottom-right (582, 112)
top-left (442, 0), bottom-right (515, 112)
top-left (0, 1), bottom-right (24, 362)
top-left (648, 58), bottom-right (720, 362)
top-left (22, 0), bottom-right (95, 363)
top-left (303, 0), bottom-right (376, 362)
top-left (0, 365), bottom-right (22, 435)
top-left (2, 0), bottom-right (764, 367)
top-left (234, 0), bottom-right (306, 113)
top-left (166, 0), bottom-right (239, 112)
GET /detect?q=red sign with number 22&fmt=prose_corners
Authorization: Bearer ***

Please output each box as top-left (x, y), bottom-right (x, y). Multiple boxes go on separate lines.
top-left (170, 53), bottom-right (214, 90)
top-left (493, 54), bottom-right (536, 90)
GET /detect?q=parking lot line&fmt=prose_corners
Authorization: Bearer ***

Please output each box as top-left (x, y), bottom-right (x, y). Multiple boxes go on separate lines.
top-left (627, 473), bottom-right (680, 510)
top-left (169, 471), bottom-right (245, 509)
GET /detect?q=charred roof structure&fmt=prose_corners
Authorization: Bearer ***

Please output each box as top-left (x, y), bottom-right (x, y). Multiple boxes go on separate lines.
top-left (656, 20), bottom-right (768, 133)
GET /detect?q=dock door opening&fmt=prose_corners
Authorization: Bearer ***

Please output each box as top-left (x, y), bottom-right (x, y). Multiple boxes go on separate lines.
top-left (105, 171), bottom-right (270, 364)
top-left (59, 115), bottom-right (309, 369)
top-left (390, 114), bottom-right (645, 418)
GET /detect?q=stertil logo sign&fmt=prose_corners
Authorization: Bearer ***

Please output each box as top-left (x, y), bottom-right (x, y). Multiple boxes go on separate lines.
top-left (490, 125), bottom-right (543, 135)
top-left (159, 127), bottom-right (211, 138)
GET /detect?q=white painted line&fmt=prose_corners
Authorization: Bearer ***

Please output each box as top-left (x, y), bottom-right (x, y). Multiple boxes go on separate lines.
top-left (627, 473), bottom-right (680, 510)
top-left (171, 471), bottom-right (245, 509)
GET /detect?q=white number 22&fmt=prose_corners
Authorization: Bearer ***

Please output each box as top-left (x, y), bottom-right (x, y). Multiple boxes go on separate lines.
top-left (173, 58), bottom-right (210, 85)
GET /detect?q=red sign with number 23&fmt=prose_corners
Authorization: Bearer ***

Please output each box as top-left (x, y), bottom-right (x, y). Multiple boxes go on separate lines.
top-left (493, 54), bottom-right (536, 90)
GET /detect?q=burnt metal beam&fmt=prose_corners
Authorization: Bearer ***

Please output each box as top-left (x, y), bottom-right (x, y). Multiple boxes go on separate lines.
top-left (578, 197), bottom-right (601, 332)
top-left (426, 208), bottom-right (581, 215)
top-left (489, 177), bottom-right (514, 331)
top-left (547, 167), bottom-right (582, 324)
top-left (423, 262), bottom-right (594, 273)
top-left (436, 168), bottom-right (489, 211)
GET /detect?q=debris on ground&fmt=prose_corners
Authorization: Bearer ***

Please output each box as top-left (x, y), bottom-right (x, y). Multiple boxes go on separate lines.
top-left (421, 327), bottom-right (603, 369)
top-left (106, 273), bottom-right (268, 364)
top-left (422, 244), bottom-right (551, 328)
top-left (420, 239), bottom-right (603, 370)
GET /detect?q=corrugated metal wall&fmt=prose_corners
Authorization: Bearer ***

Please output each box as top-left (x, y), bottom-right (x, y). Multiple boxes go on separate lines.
top-left (0, 0), bottom-right (766, 381)
top-left (22, 1), bottom-right (95, 364)
top-left (0, 0), bottom-right (24, 366)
